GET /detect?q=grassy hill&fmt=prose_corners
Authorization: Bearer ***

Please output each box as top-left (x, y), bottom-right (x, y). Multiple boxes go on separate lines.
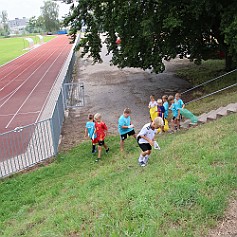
top-left (0, 114), bottom-right (237, 237)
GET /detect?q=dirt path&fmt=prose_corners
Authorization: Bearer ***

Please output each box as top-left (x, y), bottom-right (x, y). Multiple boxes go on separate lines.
top-left (208, 194), bottom-right (237, 237)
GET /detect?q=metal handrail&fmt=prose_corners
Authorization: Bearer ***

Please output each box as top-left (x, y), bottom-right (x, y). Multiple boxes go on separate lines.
top-left (186, 83), bottom-right (237, 105)
top-left (181, 68), bottom-right (237, 95)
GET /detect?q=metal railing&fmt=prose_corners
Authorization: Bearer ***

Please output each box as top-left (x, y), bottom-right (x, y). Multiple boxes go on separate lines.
top-left (0, 120), bottom-right (54, 177)
top-left (181, 68), bottom-right (237, 105)
top-left (63, 82), bottom-right (85, 108)
top-left (0, 35), bottom-right (84, 178)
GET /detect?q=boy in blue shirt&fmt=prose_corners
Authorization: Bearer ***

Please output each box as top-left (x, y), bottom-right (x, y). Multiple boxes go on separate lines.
top-left (85, 114), bottom-right (97, 153)
top-left (175, 92), bottom-right (185, 125)
top-left (118, 108), bottom-right (136, 152)
top-left (162, 95), bottom-right (169, 119)
top-left (175, 93), bottom-right (185, 109)
top-left (168, 95), bottom-right (180, 131)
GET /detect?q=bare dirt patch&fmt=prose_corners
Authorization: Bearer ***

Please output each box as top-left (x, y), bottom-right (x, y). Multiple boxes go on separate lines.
top-left (59, 49), bottom-right (191, 152)
top-left (207, 193), bottom-right (237, 237)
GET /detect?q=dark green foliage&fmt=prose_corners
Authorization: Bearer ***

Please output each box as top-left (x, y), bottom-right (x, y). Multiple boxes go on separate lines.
top-left (41, 0), bottom-right (60, 32)
top-left (59, 0), bottom-right (237, 72)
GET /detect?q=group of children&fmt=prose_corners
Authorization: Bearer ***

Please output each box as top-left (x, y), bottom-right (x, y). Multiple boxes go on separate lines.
top-left (149, 93), bottom-right (185, 132)
top-left (84, 113), bottom-right (110, 162)
top-left (84, 92), bottom-right (185, 166)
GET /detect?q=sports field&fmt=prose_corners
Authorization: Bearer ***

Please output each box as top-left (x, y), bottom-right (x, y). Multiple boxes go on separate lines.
top-left (0, 35), bottom-right (55, 66)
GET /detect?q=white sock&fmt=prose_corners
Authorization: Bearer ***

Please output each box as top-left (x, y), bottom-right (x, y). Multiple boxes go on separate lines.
top-left (138, 154), bottom-right (144, 163)
top-left (143, 155), bottom-right (149, 164)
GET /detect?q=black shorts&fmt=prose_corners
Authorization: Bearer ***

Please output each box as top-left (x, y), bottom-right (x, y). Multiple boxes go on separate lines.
top-left (120, 129), bottom-right (135, 140)
top-left (98, 140), bottom-right (105, 146)
top-left (138, 143), bottom-right (152, 152)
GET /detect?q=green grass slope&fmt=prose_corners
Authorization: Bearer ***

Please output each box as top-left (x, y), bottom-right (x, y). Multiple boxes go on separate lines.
top-left (0, 36), bottom-right (55, 66)
top-left (0, 114), bottom-right (237, 237)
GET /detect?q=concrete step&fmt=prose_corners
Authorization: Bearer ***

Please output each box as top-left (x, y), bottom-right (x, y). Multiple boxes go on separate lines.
top-left (216, 107), bottom-right (228, 117)
top-left (206, 110), bottom-right (217, 121)
top-left (198, 113), bottom-right (208, 123)
top-left (180, 119), bottom-right (191, 129)
top-left (226, 103), bottom-right (237, 113)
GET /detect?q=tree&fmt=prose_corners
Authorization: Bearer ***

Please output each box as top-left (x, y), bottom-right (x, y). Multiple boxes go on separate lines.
top-left (26, 16), bottom-right (46, 33)
top-left (60, 0), bottom-right (237, 72)
top-left (0, 10), bottom-right (9, 36)
top-left (40, 0), bottom-right (60, 32)
top-left (36, 16), bottom-right (46, 33)
top-left (26, 16), bottom-right (38, 33)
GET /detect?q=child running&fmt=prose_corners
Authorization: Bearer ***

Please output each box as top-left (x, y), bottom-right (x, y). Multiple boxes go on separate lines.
top-left (148, 95), bottom-right (158, 121)
top-left (162, 95), bottom-right (170, 132)
top-left (137, 117), bottom-right (163, 167)
top-left (94, 113), bottom-right (109, 161)
top-left (118, 108), bottom-right (136, 152)
top-left (84, 114), bottom-right (97, 153)
top-left (168, 95), bottom-right (180, 131)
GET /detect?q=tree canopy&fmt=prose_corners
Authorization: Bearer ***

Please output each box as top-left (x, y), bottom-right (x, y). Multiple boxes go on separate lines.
top-left (41, 0), bottom-right (60, 32)
top-left (26, 16), bottom-right (46, 33)
top-left (60, 0), bottom-right (237, 72)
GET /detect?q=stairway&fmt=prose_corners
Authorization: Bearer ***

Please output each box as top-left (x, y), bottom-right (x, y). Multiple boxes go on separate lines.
top-left (180, 103), bottom-right (237, 129)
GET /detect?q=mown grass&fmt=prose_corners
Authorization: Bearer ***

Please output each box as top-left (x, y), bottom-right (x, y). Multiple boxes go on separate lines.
top-left (0, 35), bottom-right (56, 66)
top-left (0, 114), bottom-right (237, 237)
top-left (176, 59), bottom-right (237, 115)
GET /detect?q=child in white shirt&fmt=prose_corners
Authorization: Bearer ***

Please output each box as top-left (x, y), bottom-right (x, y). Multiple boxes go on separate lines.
top-left (137, 117), bottom-right (163, 167)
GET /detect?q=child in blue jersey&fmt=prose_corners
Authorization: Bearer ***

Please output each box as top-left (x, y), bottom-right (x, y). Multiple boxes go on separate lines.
top-left (175, 93), bottom-right (185, 109)
top-left (175, 93), bottom-right (185, 124)
top-left (168, 95), bottom-right (180, 131)
top-left (118, 108), bottom-right (136, 152)
top-left (162, 95), bottom-right (169, 120)
top-left (84, 114), bottom-right (97, 153)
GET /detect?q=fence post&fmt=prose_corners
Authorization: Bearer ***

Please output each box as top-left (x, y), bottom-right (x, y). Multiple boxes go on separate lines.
top-left (62, 85), bottom-right (66, 111)
top-left (50, 118), bottom-right (57, 155)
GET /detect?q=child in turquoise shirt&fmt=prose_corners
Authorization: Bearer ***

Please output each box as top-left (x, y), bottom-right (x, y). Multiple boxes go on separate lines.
top-left (168, 95), bottom-right (180, 131)
top-left (85, 114), bottom-right (97, 153)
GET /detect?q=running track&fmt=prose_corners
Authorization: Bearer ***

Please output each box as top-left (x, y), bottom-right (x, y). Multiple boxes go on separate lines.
top-left (0, 35), bottom-right (72, 134)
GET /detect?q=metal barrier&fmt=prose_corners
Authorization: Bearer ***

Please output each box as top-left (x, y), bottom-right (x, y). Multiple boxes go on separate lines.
top-left (181, 68), bottom-right (237, 104)
top-left (0, 120), bottom-right (54, 177)
top-left (63, 82), bottom-right (85, 109)
top-left (0, 34), bottom-right (85, 178)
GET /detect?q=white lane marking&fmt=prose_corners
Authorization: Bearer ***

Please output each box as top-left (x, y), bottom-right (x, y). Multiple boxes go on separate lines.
top-left (0, 111), bottom-right (41, 117)
top-left (0, 36), bottom-right (59, 74)
top-left (0, 49), bottom-right (44, 83)
top-left (35, 45), bottom-right (72, 123)
top-left (5, 44), bottom-right (68, 128)
top-left (0, 49), bottom-right (58, 108)
top-left (0, 48), bottom-right (53, 92)
top-left (0, 50), bottom-right (50, 102)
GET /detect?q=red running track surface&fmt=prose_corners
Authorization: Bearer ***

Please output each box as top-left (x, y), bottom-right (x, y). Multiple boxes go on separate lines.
top-left (0, 35), bottom-right (72, 134)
